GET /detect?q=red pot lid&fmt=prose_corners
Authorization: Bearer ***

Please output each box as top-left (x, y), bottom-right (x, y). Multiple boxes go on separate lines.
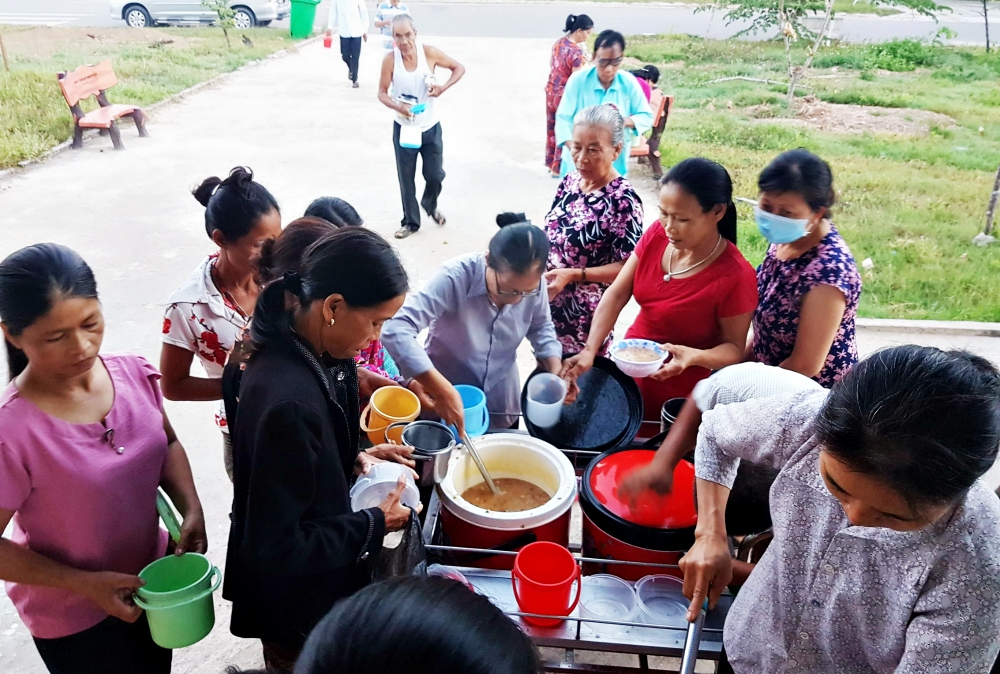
top-left (587, 449), bottom-right (697, 530)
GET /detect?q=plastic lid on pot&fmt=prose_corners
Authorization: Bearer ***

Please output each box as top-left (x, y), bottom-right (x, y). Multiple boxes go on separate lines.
top-left (580, 448), bottom-right (697, 551)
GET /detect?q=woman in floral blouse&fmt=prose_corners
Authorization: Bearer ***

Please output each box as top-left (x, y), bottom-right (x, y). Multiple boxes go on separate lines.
top-left (750, 150), bottom-right (861, 386)
top-left (544, 104), bottom-right (643, 356)
top-left (161, 167), bottom-right (281, 480)
top-left (545, 14), bottom-right (593, 177)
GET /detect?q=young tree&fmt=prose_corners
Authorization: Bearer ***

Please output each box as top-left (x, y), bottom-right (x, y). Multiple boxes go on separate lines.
top-left (980, 0), bottom-right (992, 52)
top-left (699, 0), bottom-right (943, 103)
top-left (202, 0), bottom-right (235, 48)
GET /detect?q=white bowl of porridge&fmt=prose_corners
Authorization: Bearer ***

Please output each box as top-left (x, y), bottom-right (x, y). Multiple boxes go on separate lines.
top-left (610, 339), bottom-right (669, 378)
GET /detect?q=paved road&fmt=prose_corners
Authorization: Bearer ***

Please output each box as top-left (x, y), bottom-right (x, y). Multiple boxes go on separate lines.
top-left (1, 0), bottom-right (992, 44)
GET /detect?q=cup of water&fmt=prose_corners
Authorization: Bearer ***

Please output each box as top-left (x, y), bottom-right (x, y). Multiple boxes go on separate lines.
top-left (526, 373), bottom-right (567, 429)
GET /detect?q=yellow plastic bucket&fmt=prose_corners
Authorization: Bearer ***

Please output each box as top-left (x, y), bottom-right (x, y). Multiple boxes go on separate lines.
top-left (360, 386), bottom-right (421, 444)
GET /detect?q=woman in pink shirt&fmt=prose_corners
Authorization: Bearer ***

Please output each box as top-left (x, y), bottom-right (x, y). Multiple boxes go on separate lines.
top-left (0, 244), bottom-right (206, 674)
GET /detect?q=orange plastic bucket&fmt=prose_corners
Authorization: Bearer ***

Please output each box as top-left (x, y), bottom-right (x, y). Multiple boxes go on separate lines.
top-left (360, 386), bottom-right (421, 444)
top-left (512, 541), bottom-right (581, 626)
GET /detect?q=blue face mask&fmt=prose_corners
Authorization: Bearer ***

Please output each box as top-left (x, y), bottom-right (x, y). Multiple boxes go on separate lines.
top-left (753, 205), bottom-right (809, 244)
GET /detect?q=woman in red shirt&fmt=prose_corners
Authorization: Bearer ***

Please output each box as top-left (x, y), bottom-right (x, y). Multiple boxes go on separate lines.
top-left (563, 158), bottom-right (758, 422)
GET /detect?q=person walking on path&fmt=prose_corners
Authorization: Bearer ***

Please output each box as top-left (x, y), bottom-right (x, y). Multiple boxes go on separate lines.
top-left (375, 0), bottom-right (410, 51)
top-left (555, 30), bottom-right (652, 179)
top-left (327, 0), bottom-right (370, 88)
top-left (545, 14), bottom-right (593, 177)
top-left (378, 14), bottom-right (465, 240)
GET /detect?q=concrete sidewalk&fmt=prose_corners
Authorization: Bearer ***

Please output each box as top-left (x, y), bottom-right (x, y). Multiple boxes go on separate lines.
top-left (1, 36), bottom-right (999, 674)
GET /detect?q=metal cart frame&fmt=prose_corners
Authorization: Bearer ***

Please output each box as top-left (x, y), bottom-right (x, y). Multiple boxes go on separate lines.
top-left (421, 491), bottom-right (730, 674)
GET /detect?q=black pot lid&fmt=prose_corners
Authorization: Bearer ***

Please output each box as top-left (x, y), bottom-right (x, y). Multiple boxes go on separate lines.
top-left (579, 446), bottom-right (696, 552)
top-left (521, 355), bottom-right (643, 453)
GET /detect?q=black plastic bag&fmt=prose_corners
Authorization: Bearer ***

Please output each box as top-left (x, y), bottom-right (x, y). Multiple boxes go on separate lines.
top-left (369, 508), bottom-right (427, 581)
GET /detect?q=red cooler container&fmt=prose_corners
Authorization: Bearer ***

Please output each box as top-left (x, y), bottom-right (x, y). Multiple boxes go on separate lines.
top-left (580, 448), bottom-right (697, 581)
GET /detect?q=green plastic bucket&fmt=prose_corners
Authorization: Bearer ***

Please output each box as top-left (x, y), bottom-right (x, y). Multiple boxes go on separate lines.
top-left (134, 555), bottom-right (222, 649)
top-left (289, 0), bottom-right (320, 39)
top-left (137, 553), bottom-right (213, 606)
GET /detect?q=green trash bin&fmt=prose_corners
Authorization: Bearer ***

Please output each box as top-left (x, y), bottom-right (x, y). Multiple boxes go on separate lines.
top-left (289, 0), bottom-right (321, 39)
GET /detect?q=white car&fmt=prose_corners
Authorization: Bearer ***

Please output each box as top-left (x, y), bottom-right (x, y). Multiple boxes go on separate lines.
top-left (110, 0), bottom-right (290, 28)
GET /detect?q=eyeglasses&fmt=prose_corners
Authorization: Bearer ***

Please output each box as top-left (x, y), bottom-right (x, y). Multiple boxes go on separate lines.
top-left (492, 269), bottom-right (541, 298)
top-left (596, 56), bottom-right (624, 68)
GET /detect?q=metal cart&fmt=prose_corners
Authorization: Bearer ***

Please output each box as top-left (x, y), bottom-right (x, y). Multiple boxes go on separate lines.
top-left (421, 490), bottom-right (731, 674)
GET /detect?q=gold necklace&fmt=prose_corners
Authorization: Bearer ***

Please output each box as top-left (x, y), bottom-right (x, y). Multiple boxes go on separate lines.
top-left (663, 235), bottom-right (723, 283)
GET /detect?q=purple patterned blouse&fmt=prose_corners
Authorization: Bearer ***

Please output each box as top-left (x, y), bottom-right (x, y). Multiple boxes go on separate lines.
top-left (544, 172), bottom-right (644, 355)
top-left (752, 225), bottom-right (861, 387)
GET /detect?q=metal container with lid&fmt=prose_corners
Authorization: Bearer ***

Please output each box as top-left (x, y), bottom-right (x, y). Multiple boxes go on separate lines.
top-left (580, 447), bottom-right (697, 580)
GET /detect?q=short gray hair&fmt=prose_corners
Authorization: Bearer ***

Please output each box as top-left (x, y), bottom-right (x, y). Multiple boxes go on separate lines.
top-left (574, 104), bottom-right (625, 148)
top-left (392, 13), bottom-right (415, 30)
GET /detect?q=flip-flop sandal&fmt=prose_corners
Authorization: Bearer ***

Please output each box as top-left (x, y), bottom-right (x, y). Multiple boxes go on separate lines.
top-left (395, 227), bottom-right (416, 239)
top-left (430, 211), bottom-right (446, 226)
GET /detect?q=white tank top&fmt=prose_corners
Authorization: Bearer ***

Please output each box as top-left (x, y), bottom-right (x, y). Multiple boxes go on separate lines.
top-left (392, 41), bottom-right (437, 132)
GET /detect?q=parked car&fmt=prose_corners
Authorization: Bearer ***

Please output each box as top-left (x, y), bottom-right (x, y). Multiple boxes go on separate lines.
top-left (109, 0), bottom-right (289, 28)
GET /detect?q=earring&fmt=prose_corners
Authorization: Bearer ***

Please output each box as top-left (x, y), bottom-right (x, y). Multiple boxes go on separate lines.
top-left (328, 318), bottom-right (335, 327)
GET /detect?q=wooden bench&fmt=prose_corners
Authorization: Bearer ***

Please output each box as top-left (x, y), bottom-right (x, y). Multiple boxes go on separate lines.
top-left (631, 89), bottom-right (674, 179)
top-left (58, 60), bottom-right (148, 151)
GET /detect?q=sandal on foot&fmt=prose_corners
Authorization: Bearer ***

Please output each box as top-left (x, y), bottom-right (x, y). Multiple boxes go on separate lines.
top-left (430, 211), bottom-right (446, 226)
top-left (395, 226), bottom-right (416, 239)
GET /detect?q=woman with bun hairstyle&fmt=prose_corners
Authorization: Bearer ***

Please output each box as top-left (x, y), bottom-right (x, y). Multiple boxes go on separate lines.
top-left (382, 213), bottom-right (565, 433)
top-left (750, 149), bottom-right (861, 386)
top-left (160, 166), bottom-right (281, 481)
top-left (545, 13), bottom-right (594, 177)
top-left (224, 227), bottom-right (414, 673)
top-left (0, 244), bottom-right (206, 674)
top-left (562, 158), bottom-right (758, 423)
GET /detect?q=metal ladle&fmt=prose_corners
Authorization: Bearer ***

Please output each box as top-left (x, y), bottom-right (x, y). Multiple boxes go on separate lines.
top-left (460, 430), bottom-right (501, 496)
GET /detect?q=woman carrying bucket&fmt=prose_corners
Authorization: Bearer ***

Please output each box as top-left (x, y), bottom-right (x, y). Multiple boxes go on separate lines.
top-left (382, 213), bottom-right (568, 434)
top-left (0, 244), bottom-right (207, 674)
top-left (224, 228), bottom-right (415, 672)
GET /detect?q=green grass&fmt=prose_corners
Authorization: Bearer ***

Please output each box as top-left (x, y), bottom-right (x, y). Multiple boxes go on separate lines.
top-left (0, 27), bottom-right (296, 169)
top-left (627, 34), bottom-right (1000, 321)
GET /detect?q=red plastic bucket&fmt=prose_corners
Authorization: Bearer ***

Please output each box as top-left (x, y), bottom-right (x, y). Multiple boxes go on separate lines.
top-left (512, 541), bottom-right (582, 627)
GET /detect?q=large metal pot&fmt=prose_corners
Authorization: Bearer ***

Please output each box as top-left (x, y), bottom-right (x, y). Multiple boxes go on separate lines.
top-left (397, 420), bottom-right (456, 487)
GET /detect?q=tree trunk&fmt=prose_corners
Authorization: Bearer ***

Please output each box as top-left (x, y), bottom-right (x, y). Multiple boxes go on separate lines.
top-left (985, 162), bottom-right (1000, 237)
top-left (787, 0), bottom-right (835, 105)
top-left (222, 26), bottom-right (231, 48)
top-left (984, 0), bottom-right (991, 53)
top-left (0, 32), bottom-right (9, 72)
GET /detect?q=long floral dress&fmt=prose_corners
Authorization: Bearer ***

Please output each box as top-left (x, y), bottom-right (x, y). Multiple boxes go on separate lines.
top-left (752, 224), bottom-right (861, 387)
top-left (545, 36), bottom-right (585, 173)
top-left (544, 172), bottom-right (644, 355)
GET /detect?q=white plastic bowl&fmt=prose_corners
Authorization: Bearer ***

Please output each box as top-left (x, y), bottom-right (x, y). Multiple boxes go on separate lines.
top-left (351, 462), bottom-right (421, 512)
top-left (609, 339), bottom-right (669, 378)
top-left (579, 574), bottom-right (638, 635)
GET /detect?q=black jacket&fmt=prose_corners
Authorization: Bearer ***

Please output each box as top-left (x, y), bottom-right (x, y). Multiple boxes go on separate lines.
top-left (223, 333), bottom-right (385, 649)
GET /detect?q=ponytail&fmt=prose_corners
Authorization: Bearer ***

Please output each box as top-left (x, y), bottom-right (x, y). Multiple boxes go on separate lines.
top-left (719, 201), bottom-right (738, 245)
top-left (4, 339), bottom-right (28, 380)
top-left (249, 275), bottom-right (295, 346)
